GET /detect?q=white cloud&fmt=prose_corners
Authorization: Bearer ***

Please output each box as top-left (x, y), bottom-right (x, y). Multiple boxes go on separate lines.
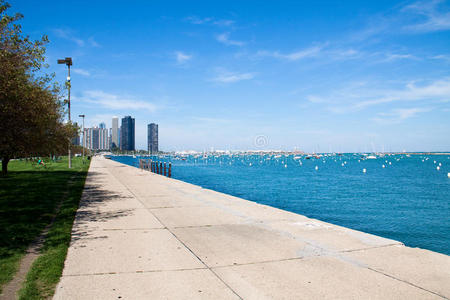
top-left (73, 68), bottom-right (90, 76)
top-left (430, 54), bottom-right (450, 62)
top-left (185, 16), bottom-right (213, 24)
top-left (256, 46), bottom-right (322, 61)
top-left (88, 37), bottom-right (100, 47)
top-left (175, 51), bottom-right (192, 64)
top-left (216, 33), bottom-right (245, 46)
top-left (213, 19), bottom-right (235, 26)
top-left (372, 107), bottom-right (432, 124)
top-left (78, 90), bottom-right (158, 112)
top-left (306, 95), bottom-right (326, 103)
top-left (211, 70), bottom-right (255, 83)
top-left (354, 78), bottom-right (450, 109)
top-left (402, 0), bottom-right (450, 32)
top-left (53, 28), bottom-right (84, 46)
top-left (185, 16), bottom-right (234, 27)
top-left (192, 117), bottom-right (234, 123)
top-left (306, 78), bottom-right (450, 114)
top-left (384, 53), bottom-right (418, 61)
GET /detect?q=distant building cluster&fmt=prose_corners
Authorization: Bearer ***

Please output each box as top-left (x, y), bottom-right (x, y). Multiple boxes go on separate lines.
top-left (78, 116), bottom-right (159, 153)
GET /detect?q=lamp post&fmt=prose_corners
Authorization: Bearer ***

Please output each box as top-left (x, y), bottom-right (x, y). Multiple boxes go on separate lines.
top-left (79, 114), bottom-right (85, 159)
top-left (57, 57), bottom-right (73, 168)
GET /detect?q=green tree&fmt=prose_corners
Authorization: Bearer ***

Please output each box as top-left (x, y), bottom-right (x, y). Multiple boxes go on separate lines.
top-left (0, 1), bottom-right (74, 175)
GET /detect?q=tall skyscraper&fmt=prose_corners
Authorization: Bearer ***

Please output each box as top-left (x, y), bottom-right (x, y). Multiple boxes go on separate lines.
top-left (72, 122), bottom-right (80, 146)
top-left (147, 123), bottom-right (158, 154)
top-left (121, 116), bottom-right (135, 151)
top-left (111, 117), bottom-right (119, 149)
top-left (84, 126), bottom-right (110, 150)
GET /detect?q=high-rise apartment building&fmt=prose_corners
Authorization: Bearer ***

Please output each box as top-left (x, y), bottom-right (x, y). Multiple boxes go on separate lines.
top-left (72, 122), bottom-right (80, 146)
top-left (121, 116), bottom-right (135, 151)
top-left (84, 126), bottom-right (110, 150)
top-left (147, 123), bottom-right (158, 154)
top-left (111, 117), bottom-right (119, 149)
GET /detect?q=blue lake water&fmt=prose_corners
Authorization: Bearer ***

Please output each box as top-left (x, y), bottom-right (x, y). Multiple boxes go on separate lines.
top-left (110, 153), bottom-right (450, 255)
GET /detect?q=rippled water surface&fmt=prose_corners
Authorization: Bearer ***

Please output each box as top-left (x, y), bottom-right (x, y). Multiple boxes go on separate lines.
top-left (111, 153), bottom-right (450, 255)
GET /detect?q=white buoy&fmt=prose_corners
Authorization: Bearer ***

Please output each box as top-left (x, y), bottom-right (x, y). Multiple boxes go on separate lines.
top-left (284, 164), bottom-right (287, 168)
top-left (363, 168), bottom-right (367, 173)
top-left (249, 163), bottom-right (252, 166)
top-left (437, 166), bottom-right (440, 170)
top-left (448, 172), bottom-right (450, 178)
top-left (382, 164), bottom-right (385, 168)
top-left (439, 163), bottom-right (442, 166)
top-left (434, 160), bottom-right (436, 164)
top-left (341, 163), bottom-right (344, 167)
top-left (389, 162), bottom-right (392, 165)
top-left (315, 166), bottom-right (318, 170)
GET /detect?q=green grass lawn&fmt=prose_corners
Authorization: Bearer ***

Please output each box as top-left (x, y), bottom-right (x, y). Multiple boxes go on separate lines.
top-left (0, 157), bottom-right (90, 298)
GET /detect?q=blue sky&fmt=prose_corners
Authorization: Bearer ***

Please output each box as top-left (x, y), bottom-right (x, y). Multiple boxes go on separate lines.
top-left (10, 0), bottom-right (450, 152)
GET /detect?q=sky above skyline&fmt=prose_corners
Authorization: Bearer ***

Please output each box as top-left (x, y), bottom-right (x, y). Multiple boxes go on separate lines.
top-left (10, 0), bottom-right (450, 152)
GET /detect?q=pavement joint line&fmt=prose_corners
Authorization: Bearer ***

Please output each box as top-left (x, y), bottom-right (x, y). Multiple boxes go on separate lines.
top-left (211, 256), bottom-right (306, 269)
top-left (107, 166), bottom-right (245, 300)
top-left (100, 228), bottom-right (167, 231)
top-left (147, 205), bottom-right (211, 209)
top-left (339, 243), bottom-right (405, 253)
top-left (62, 266), bottom-right (209, 277)
top-left (367, 267), bottom-right (447, 299)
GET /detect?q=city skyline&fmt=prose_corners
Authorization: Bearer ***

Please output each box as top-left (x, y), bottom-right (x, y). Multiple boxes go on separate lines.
top-left (11, 0), bottom-right (450, 152)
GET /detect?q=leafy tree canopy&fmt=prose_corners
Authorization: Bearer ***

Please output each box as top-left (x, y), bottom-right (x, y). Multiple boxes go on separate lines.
top-left (0, 1), bottom-right (75, 175)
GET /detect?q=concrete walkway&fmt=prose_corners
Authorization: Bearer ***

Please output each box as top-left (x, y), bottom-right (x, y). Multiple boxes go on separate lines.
top-left (54, 156), bottom-right (450, 299)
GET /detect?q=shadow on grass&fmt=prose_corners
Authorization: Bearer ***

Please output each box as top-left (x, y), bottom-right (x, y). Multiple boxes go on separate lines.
top-left (0, 161), bottom-right (134, 297)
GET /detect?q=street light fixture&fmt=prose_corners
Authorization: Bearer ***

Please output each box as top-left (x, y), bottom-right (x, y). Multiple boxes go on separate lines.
top-left (58, 57), bottom-right (73, 168)
top-left (79, 114), bottom-right (85, 160)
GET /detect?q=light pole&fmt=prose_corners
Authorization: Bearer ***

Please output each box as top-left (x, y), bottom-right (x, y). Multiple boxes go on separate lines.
top-left (79, 114), bottom-right (85, 160)
top-left (57, 57), bottom-right (73, 168)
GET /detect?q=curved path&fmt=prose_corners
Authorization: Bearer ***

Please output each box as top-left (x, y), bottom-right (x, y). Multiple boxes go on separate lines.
top-left (54, 156), bottom-right (450, 299)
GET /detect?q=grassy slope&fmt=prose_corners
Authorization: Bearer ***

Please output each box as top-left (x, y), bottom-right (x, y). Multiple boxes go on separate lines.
top-left (0, 157), bottom-right (90, 298)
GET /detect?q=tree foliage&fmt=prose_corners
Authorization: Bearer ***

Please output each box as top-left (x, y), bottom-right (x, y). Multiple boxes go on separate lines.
top-left (0, 1), bottom-right (75, 175)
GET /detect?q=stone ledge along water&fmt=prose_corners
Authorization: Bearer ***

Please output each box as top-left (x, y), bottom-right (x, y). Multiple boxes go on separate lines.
top-left (111, 153), bottom-right (450, 256)
top-left (54, 156), bottom-right (450, 299)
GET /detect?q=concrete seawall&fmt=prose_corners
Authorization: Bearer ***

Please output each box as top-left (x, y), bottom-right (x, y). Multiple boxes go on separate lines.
top-left (54, 156), bottom-right (450, 299)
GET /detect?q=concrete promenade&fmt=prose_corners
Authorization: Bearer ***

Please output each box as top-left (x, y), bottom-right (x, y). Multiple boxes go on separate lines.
top-left (54, 156), bottom-right (450, 299)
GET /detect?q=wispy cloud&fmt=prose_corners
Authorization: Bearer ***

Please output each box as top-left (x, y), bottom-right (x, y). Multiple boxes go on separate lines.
top-left (192, 117), bottom-right (235, 123)
top-left (430, 54), bottom-right (450, 62)
top-left (78, 90), bottom-right (158, 112)
top-left (53, 28), bottom-right (84, 46)
top-left (306, 78), bottom-right (450, 114)
top-left (384, 53), bottom-right (418, 61)
top-left (256, 46), bottom-right (322, 61)
top-left (88, 37), bottom-right (101, 47)
top-left (354, 78), bottom-right (450, 109)
top-left (213, 19), bottom-right (235, 26)
top-left (402, 0), bottom-right (450, 32)
top-left (372, 107), bottom-right (432, 124)
top-left (185, 16), bottom-right (234, 27)
top-left (216, 32), bottom-right (245, 46)
top-left (53, 29), bottom-right (100, 48)
top-left (73, 68), bottom-right (90, 76)
top-left (185, 16), bottom-right (213, 24)
top-left (211, 70), bottom-right (255, 83)
top-left (175, 51), bottom-right (192, 64)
